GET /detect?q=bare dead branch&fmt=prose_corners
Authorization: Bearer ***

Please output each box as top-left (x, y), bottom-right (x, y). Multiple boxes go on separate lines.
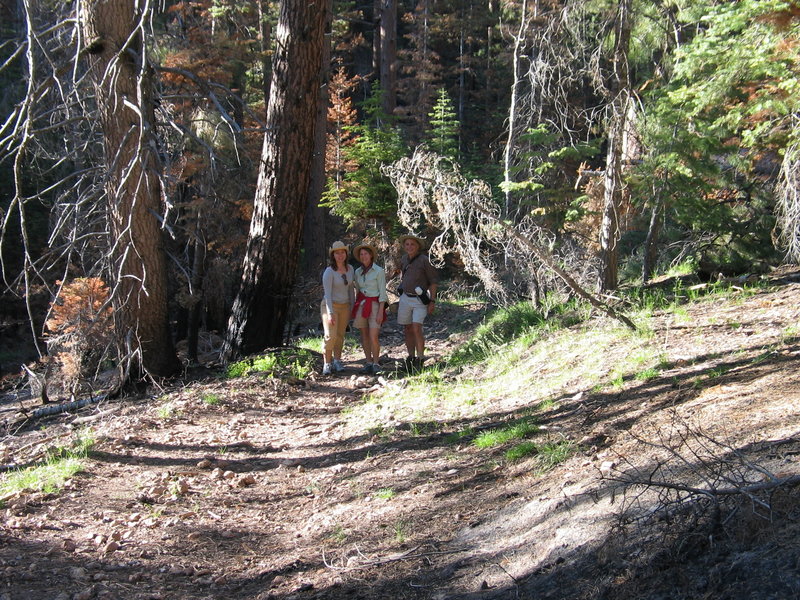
top-left (384, 149), bottom-right (636, 329)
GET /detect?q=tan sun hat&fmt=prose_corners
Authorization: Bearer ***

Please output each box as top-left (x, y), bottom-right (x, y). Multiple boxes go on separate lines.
top-left (398, 234), bottom-right (426, 251)
top-left (353, 242), bottom-right (377, 263)
top-left (328, 240), bottom-right (349, 258)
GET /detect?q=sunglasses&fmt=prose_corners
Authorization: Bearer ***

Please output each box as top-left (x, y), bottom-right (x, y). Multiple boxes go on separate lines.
top-left (341, 273), bottom-right (348, 285)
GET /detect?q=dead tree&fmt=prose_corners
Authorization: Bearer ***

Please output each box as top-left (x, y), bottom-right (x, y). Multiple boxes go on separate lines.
top-left (384, 150), bottom-right (636, 330)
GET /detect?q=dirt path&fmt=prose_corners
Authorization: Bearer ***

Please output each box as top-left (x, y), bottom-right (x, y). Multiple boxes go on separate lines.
top-left (1, 273), bottom-right (800, 600)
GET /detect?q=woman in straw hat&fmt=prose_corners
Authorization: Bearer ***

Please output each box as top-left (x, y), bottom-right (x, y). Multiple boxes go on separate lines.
top-left (320, 241), bottom-right (355, 375)
top-left (351, 243), bottom-right (387, 375)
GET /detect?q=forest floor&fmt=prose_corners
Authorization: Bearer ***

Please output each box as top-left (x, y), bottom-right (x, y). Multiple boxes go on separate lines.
top-left (1, 267), bottom-right (800, 600)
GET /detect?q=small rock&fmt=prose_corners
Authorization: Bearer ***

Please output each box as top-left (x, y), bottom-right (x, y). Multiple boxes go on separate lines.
top-left (175, 478), bottom-right (190, 494)
top-left (62, 539), bottom-right (77, 552)
top-left (599, 460), bottom-right (616, 475)
top-left (236, 474), bottom-right (257, 487)
top-left (103, 541), bottom-right (120, 554)
top-left (197, 459), bottom-right (212, 469)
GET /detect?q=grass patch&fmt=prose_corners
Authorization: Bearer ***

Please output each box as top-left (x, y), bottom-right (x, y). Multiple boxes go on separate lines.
top-left (0, 430), bottom-right (95, 503)
top-left (226, 348), bottom-right (316, 379)
top-left (156, 401), bottom-right (178, 420)
top-left (505, 441), bottom-right (537, 461)
top-left (201, 393), bottom-right (221, 405)
top-left (393, 519), bottom-right (409, 543)
top-left (449, 301), bottom-right (547, 367)
top-left (296, 335), bottom-right (360, 354)
top-left (327, 525), bottom-right (348, 543)
top-left (473, 419), bottom-right (538, 449)
top-left (505, 438), bottom-right (576, 469)
top-left (375, 488), bottom-right (396, 500)
top-left (635, 367), bottom-right (660, 381)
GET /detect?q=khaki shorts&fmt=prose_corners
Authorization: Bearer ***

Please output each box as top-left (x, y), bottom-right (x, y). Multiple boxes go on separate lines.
top-left (353, 300), bottom-right (383, 329)
top-left (397, 294), bottom-right (427, 325)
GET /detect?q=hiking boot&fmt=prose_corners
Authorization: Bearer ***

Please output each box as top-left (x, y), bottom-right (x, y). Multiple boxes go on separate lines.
top-left (371, 363), bottom-right (382, 374)
top-left (404, 356), bottom-right (415, 370)
top-left (333, 358), bottom-right (345, 372)
top-left (322, 363), bottom-right (332, 376)
top-left (358, 364), bottom-right (373, 375)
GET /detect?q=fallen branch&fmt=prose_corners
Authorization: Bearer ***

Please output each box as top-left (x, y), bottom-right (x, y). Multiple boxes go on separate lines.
top-left (606, 473), bottom-right (800, 499)
top-left (322, 544), bottom-right (466, 572)
top-left (28, 393), bottom-right (107, 420)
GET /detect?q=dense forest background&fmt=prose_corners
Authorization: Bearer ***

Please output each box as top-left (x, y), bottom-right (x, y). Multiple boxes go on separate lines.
top-left (0, 0), bottom-right (798, 392)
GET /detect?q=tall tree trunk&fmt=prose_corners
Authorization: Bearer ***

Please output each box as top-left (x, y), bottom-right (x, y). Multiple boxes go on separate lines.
top-left (223, 0), bottom-right (327, 359)
top-left (80, 0), bottom-right (179, 377)
top-left (303, 0), bottom-right (333, 276)
top-left (642, 196), bottom-right (662, 283)
top-left (257, 0), bottom-right (272, 113)
top-left (502, 0), bottom-right (531, 216)
top-left (598, 0), bottom-right (632, 293)
top-left (186, 221), bottom-right (206, 363)
top-left (377, 0), bottom-right (397, 116)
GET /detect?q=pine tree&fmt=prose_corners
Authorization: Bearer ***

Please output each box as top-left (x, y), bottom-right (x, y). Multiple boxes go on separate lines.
top-left (425, 88), bottom-right (460, 160)
top-left (320, 82), bottom-right (407, 230)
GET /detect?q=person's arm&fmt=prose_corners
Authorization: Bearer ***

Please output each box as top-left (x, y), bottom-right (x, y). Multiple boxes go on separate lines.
top-left (377, 267), bottom-right (389, 303)
top-left (322, 268), bottom-right (335, 317)
top-left (427, 282), bottom-right (438, 314)
top-left (348, 266), bottom-right (356, 310)
top-left (376, 267), bottom-right (388, 324)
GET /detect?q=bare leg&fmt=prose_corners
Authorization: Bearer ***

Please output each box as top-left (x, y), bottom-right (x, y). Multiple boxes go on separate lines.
top-left (403, 324), bottom-right (416, 357)
top-left (409, 322), bottom-right (425, 358)
top-left (360, 327), bottom-right (373, 363)
top-left (369, 327), bottom-right (381, 365)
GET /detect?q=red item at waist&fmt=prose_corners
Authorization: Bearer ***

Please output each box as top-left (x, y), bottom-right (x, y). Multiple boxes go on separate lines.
top-left (352, 292), bottom-right (381, 319)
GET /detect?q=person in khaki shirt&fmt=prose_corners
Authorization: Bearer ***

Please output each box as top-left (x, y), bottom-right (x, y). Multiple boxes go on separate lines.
top-left (396, 234), bottom-right (439, 370)
top-left (351, 243), bottom-right (387, 375)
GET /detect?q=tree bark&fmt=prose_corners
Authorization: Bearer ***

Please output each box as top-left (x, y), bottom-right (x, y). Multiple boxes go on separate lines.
top-left (80, 0), bottom-right (179, 377)
top-left (302, 0), bottom-right (333, 276)
top-left (223, 0), bottom-right (328, 359)
top-left (598, 0), bottom-right (632, 293)
top-left (257, 0), bottom-right (273, 114)
top-left (377, 0), bottom-right (397, 116)
top-left (642, 196), bottom-right (662, 283)
top-left (502, 0), bottom-right (529, 216)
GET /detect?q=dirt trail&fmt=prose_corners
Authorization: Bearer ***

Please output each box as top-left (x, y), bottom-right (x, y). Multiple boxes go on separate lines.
top-left (1, 272), bottom-right (799, 600)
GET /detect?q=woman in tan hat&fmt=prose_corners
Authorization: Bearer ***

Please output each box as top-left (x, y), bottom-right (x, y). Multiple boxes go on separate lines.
top-left (351, 243), bottom-right (387, 375)
top-left (321, 241), bottom-right (355, 375)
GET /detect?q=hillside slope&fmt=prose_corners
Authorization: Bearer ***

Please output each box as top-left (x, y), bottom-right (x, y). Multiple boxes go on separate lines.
top-left (1, 268), bottom-right (798, 600)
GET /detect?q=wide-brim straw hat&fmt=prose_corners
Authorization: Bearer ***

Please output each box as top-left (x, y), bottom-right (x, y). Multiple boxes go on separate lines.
top-left (353, 243), bottom-right (377, 262)
top-left (328, 240), bottom-right (349, 258)
top-left (398, 234), bottom-right (426, 251)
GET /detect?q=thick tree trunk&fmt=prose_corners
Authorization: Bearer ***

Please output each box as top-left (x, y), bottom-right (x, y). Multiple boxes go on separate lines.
top-left (598, 0), bottom-right (632, 293)
top-left (223, 0), bottom-right (327, 359)
top-left (80, 0), bottom-right (179, 377)
top-left (302, 0), bottom-right (333, 276)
